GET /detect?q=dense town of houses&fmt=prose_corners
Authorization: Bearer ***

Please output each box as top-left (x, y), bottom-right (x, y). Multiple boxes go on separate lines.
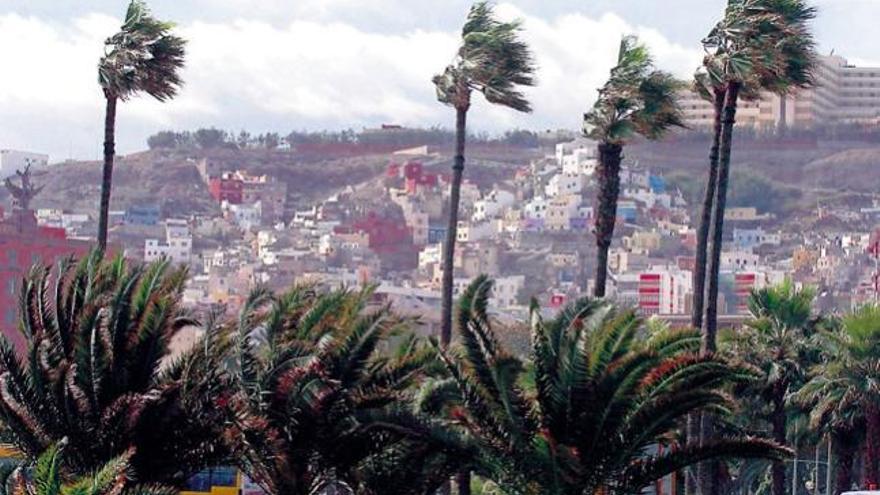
top-left (4, 130), bottom-right (880, 338)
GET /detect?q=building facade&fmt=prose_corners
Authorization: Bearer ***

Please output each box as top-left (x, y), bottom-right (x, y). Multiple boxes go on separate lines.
top-left (145, 219), bottom-right (193, 265)
top-left (681, 54), bottom-right (880, 129)
top-left (0, 211), bottom-right (90, 350)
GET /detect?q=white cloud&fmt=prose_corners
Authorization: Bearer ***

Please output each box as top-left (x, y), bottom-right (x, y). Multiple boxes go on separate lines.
top-left (0, 4), bottom-right (702, 160)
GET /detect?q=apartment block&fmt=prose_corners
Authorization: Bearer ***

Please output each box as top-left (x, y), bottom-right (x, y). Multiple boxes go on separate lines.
top-left (681, 54), bottom-right (880, 129)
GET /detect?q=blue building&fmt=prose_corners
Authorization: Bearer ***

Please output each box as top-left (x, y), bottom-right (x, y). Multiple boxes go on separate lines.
top-left (125, 204), bottom-right (161, 226)
top-left (618, 201), bottom-right (638, 223)
top-left (427, 226), bottom-right (447, 244)
top-left (648, 174), bottom-right (666, 194)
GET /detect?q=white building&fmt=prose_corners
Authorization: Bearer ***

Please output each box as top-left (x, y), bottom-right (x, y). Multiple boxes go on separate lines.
top-left (0, 150), bottom-right (49, 178)
top-left (545, 172), bottom-right (583, 197)
top-left (637, 265), bottom-right (694, 315)
top-left (145, 219), bottom-right (192, 265)
top-left (225, 201), bottom-right (262, 231)
top-left (418, 243), bottom-right (442, 269)
top-left (721, 250), bottom-right (761, 271)
top-left (524, 197), bottom-right (548, 220)
top-left (472, 189), bottom-right (516, 222)
top-left (623, 187), bottom-right (672, 209)
top-left (456, 220), bottom-right (495, 243)
top-left (555, 138), bottom-right (597, 173)
top-left (452, 275), bottom-right (524, 309)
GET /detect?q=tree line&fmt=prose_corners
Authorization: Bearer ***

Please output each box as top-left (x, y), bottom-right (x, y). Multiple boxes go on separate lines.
top-left (145, 127), bottom-right (546, 151)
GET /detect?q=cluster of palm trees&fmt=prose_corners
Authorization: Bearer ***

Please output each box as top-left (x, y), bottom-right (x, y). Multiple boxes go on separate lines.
top-left (433, 3), bottom-right (817, 493)
top-left (44, 0), bottom-right (859, 493)
top-left (0, 253), bottom-right (792, 495)
top-left (724, 283), bottom-right (880, 495)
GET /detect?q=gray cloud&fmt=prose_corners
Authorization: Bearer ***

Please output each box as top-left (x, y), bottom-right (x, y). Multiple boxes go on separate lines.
top-left (0, 0), bottom-right (876, 160)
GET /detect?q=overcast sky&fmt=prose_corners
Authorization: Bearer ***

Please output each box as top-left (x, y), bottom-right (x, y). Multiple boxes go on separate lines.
top-left (0, 0), bottom-right (877, 160)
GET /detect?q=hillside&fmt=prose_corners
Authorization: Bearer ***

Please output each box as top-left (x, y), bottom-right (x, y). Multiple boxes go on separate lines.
top-left (629, 138), bottom-right (880, 222)
top-left (16, 138), bottom-right (880, 226)
top-left (28, 149), bottom-right (392, 217)
top-left (21, 143), bottom-right (542, 220)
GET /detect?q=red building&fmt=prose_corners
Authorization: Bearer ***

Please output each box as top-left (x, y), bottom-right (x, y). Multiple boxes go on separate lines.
top-left (208, 176), bottom-right (244, 204)
top-left (0, 210), bottom-right (91, 350)
top-left (638, 273), bottom-right (662, 315)
top-left (386, 161), bottom-right (441, 195)
top-left (733, 273), bottom-right (758, 313)
top-left (350, 212), bottom-right (412, 254)
top-left (386, 162), bottom-right (401, 178)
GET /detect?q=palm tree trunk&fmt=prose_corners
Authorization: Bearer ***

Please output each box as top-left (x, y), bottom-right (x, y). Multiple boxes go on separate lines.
top-left (686, 89), bottom-right (723, 495)
top-left (865, 405), bottom-right (880, 489)
top-left (440, 106), bottom-right (468, 347)
top-left (456, 471), bottom-right (471, 495)
top-left (593, 142), bottom-right (623, 298)
top-left (691, 89), bottom-right (725, 330)
top-left (685, 414), bottom-right (701, 495)
top-left (698, 82), bottom-right (740, 495)
top-left (835, 429), bottom-right (856, 494)
top-left (97, 94), bottom-right (117, 251)
top-left (771, 387), bottom-right (787, 495)
top-left (702, 82), bottom-right (741, 355)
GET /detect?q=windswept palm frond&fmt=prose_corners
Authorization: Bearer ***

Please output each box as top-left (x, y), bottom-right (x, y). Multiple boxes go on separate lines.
top-left (225, 287), bottom-right (462, 495)
top-left (0, 252), bottom-right (230, 486)
top-left (434, 1), bottom-right (536, 113)
top-left (584, 35), bottom-right (686, 145)
top-left (6, 440), bottom-right (173, 495)
top-left (98, 0), bottom-right (186, 101)
top-left (440, 277), bottom-right (788, 495)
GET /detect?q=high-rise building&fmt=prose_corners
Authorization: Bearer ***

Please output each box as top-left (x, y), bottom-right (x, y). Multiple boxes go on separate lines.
top-left (680, 54), bottom-right (880, 129)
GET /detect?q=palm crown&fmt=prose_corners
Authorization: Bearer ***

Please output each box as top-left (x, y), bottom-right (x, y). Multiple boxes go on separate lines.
top-left (429, 276), bottom-right (788, 495)
top-left (226, 285), bottom-right (459, 495)
top-left (98, 0), bottom-right (186, 101)
top-left (584, 36), bottom-right (685, 145)
top-left (797, 305), bottom-right (880, 431)
top-left (0, 253), bottom-right (232, 486)
top-left (701, 0), bottom-right (816, 93)
top-left (433, 1), bottom-right (536, 112)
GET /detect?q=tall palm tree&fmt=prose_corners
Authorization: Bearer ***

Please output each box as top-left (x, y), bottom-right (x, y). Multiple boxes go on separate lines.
top-left (689, 72), bottom-right (761, 333)
top-left (700, 0), bottom-right (816, 353)
top-left (723, 281), bottom-right (818, 495)
top-left (426, 276), bottom-right (789, 495)
top-left (584, 36), bottom-right (684, 298)
top-left (696, 8), bottom-right (814, 491)
top-left (434, 1), bottom-right (536, 346)
top-left (0, 252), bottom-right (232, 486)
top-left (797, 305), bottom-right (880, 490)
top-left (97, 0), bottom-right (185, 250)
top-left (226, 285), bottom-right (467, 495)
